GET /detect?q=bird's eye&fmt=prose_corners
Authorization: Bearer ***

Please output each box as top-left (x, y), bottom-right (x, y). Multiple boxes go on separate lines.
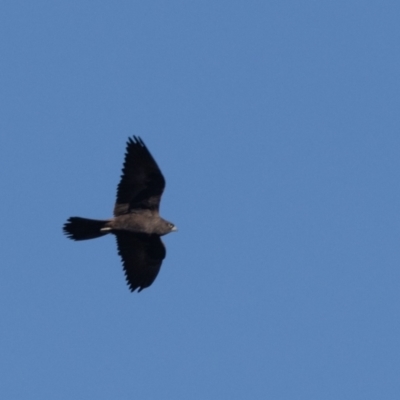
top-left (168, 223), bottom-right (174, 228)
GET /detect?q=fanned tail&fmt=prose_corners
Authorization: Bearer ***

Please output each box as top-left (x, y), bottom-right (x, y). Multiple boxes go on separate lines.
top-left (63, 217), bottom-right (110, 241)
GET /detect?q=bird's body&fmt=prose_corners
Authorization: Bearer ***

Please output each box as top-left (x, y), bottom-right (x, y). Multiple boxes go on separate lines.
top-left (107, 210), bottom-right (175, 235)
top-left (63, 136), bottom-right (176, 292)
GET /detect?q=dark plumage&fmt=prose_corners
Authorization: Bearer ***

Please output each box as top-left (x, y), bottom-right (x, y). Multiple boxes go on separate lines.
top-left (63, 136), bottom-right (176, 292)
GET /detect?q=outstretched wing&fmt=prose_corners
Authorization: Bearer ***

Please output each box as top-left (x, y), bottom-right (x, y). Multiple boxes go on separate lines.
top-left (115, 232), bottom-right (166, 292)
top-left (114, 136), bottom-right (165, 216)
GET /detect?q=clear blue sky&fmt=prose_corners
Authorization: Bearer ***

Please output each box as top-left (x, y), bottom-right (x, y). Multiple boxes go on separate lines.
top-left (1, 1), bottom-right (400, 399)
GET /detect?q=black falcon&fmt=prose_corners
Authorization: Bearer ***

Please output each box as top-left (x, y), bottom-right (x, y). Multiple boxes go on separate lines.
top-left (63, 136), bottom-right (177, 292)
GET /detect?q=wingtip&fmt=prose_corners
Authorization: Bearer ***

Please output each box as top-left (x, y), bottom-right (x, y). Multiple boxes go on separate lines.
top-left (126, 136), bottom-right (145, 149)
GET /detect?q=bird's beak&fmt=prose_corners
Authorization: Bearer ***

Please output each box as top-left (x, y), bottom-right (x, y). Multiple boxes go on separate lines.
top-left (171, 226), bottom-right (178, 232)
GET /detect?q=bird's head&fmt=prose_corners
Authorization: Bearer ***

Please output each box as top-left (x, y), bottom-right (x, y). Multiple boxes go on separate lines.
top-left (157, 219), bottom-right (177, 235)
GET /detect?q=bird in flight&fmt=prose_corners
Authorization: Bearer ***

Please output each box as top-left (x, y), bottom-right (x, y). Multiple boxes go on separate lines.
top-left (63, 136), bottom-right (177, 292)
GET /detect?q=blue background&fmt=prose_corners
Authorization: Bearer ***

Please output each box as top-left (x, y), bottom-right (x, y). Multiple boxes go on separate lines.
top-left (1, 1), bottom-right (400, 398)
